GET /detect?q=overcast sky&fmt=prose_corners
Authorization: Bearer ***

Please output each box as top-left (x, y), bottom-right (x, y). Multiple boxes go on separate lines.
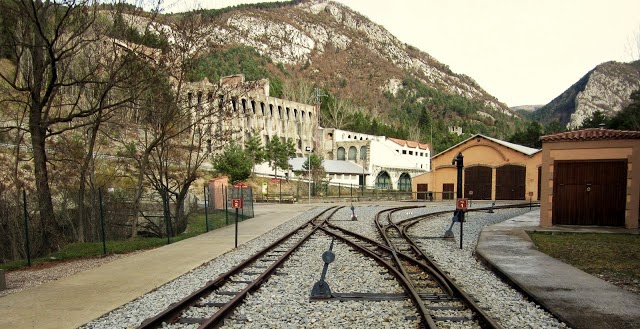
top-left (160, 0), bottom-right (640, 107)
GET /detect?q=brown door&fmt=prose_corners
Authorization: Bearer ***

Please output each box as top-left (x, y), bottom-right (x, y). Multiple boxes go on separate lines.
top-left (442, 183), bottom-right (454, 200)
top-left (417, 184), bottom-right (428, 200)
top-left (496, 165), bottom-right (526, 200)
top-left (553, 160), bottom-right (627, 226)
top-left (464, 166), bottom-right (492, 200)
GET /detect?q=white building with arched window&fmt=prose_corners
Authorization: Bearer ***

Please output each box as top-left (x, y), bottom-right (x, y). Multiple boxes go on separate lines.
top-left (319, 128), bottom-right (430, 190)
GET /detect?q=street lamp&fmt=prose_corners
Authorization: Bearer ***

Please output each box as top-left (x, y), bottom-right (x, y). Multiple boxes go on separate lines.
top-left (305, 146), bottom-right (312, 204)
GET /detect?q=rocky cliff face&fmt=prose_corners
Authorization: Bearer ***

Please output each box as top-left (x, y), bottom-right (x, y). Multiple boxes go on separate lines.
top-left (534, 61), bottom-right (640, 128)
top-left (197, 0), bottom-right (511, 116)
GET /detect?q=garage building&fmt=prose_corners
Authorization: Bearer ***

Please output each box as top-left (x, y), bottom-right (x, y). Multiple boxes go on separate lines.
top-left (540, 128), bottom-right (640, 229)
top-left (412, 134), bottom-right (541, 201)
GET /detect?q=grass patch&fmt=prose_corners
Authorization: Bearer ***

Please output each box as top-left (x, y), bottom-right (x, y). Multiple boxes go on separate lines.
top-left (529, 232), bottom-right (640, 293)
top-left (0, 210), bottom-right (248, 271)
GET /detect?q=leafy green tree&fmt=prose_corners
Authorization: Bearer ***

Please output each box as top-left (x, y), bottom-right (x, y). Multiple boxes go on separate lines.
top-left (302, 153), bottom-right (325, 182)
top-left (508, 121), bottom-right (543, 148)
top-left (265, 136), bottom-right (295, 177)
top-left (244, 133), bottom-right (265, 175)
top-left (212, 142), bottom-right (252, 184)
top-left (580, 110), bottom-right (610, 129)
top-left (609, 89), bottom-right (640, 131)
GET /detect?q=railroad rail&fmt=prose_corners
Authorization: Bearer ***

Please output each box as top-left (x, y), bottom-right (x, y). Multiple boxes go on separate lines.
top-left (324, 202), bottom-right (537, 328)
top-left (138, 206), bottom-right (341, 329)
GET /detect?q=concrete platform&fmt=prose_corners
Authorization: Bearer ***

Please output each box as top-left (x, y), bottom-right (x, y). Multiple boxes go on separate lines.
top-left (476, 210), bottom-right (640, 329)
top-left (0, 203), bottom-right (314, 329)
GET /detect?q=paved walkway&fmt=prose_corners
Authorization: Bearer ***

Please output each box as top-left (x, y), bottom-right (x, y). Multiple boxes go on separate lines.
top-left (0, 203), bottom-right (314, 329)
top-left (476, 210), bottom-right (640, 329)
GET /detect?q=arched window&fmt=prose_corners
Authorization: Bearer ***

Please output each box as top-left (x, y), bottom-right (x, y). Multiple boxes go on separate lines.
top-left (337, 147), bottom-right (346, 160)
top-left (360, 146), bottom-right (367, 160)
top-left (398, 173), bottom-right (411, 191)
top-left (348, 146), bottom-right (357, 160)
top-left (376, 171), bottom-right (391, 189)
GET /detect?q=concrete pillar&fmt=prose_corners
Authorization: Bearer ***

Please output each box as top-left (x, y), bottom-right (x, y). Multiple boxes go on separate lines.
top-left (0, 269), bottom-right (6, 291)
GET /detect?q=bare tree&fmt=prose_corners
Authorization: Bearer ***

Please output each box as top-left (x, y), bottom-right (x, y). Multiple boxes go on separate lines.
top-left (321, 94), bottom-right (353, 129)
top-left (0, 0), bottom-right (159, 251)
top-left (112, 13), bottom-right (259, 237)
top-left (282, 79), bottom-right (314, 104)
top-left (625, 26), bottom-right (640, 61)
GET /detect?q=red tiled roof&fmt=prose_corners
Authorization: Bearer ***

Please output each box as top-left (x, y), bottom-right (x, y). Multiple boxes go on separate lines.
top-left (541, 128), bottom-right (640, 142)
top-left (388, 137), bottom-right (430, 150)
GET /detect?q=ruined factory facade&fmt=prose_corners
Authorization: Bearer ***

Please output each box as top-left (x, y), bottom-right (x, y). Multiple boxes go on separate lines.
top-left (183, 75), bottom-right (317, 156)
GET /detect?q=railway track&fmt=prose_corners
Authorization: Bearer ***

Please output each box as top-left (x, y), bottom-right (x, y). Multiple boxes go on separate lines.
top-left (137, 203), bottom-right (538, 329)
top-left (322, 205), bottom-right (502, 328)
top-left (138, 206), bottom-right (342, 328)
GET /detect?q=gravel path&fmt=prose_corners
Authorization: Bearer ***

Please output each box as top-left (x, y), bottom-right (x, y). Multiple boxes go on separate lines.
top-left (0, 252), bottom-right (142, 298)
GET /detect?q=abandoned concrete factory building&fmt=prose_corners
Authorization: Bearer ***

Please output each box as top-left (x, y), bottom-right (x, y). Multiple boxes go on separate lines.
top-left (184, 75), bottom-right (317, 156)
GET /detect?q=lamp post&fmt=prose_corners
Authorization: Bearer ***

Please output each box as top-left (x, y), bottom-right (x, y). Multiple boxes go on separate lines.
top-left (305, 146), bottom-right (312, 204)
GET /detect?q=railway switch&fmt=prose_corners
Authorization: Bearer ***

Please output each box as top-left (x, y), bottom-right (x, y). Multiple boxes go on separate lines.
top-left (350, 204), bottom-right (357, 221)
top-left (311, 238), bottom-right (335, 299)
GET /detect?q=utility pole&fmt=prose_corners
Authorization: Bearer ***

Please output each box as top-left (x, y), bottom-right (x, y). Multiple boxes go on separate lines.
top-left (306, 146), bottom-right (312, 204)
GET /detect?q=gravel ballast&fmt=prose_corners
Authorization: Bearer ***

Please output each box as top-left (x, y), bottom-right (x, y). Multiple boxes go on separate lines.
top-left (76, 203), bottom-right (568, 328)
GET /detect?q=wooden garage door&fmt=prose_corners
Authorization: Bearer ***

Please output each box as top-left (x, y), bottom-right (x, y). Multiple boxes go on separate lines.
top-left (443, 183), bottom-right (454, 200)
top-left (553, 160), bottom-right (627, 226)
top-left (417, 184), bottom-right (428, 200)
top-left (496, 165), bottom-right (526, 200)
top-left (464, 166), bottom-right (492, 200)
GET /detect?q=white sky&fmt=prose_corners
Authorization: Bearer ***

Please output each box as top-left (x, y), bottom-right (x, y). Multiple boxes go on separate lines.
top-left (159, 0), bottom-right (640, 107)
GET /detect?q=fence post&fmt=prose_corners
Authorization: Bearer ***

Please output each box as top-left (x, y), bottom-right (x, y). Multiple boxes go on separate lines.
top-left (203, 185), bottom-right (209, 232)
top-left (22, 190), bottom-right (31, 267)
top-left (224, 186), bottom-right (229, 225)
top-left (99, 188), bottom-right (106, 255)
top-left (338, 183), bottom-right (341, 197)
top-left (240, 187), bottom-right (244, 220)
top-left (163, 188), bottom-right (170, 244)
top-left (250, 188), bottom-right (255, 216)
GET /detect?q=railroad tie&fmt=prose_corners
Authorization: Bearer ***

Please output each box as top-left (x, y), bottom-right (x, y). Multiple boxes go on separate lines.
top-left (433, 316), bottom-right (474, 322)
top-left (196, 302), bottom-right (227, 308)
top-left (177, 317), bottom-right (206, 324)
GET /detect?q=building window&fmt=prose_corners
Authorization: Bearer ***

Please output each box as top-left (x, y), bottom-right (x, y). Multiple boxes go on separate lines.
top-left (402, 150), bottom-right (407, 154)
top-left (337, 147), bottom-right (346, 160)
top-left (409, 151), bottom-right (413, 155)
top-left (360, 146), bottom-right (367, 160)
top-left (398, 173), bottom-right (411, 191)
top-left (376, 171), bottom-right (392, 189)
top-left (348, 146), bottom-right (357, 160)
top-left (420, 152), bottom-right (423, 156)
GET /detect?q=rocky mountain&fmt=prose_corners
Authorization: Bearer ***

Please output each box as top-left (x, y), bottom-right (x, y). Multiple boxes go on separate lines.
top-left (167, 0), bottom-right (513, 120)
top-left (212, 1), bottom-right (507, 112)
top-left (532, 61), bottom-right (640, 129)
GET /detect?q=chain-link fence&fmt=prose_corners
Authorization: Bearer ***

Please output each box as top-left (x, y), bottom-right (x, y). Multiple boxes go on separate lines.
top-left (205, 184), bottom-right (254, 222)
top-left (0, 185), bottom-right (207, 264)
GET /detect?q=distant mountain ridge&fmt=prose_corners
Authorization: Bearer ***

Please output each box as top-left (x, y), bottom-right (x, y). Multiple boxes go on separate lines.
top-left (532, 61), bottom-right (640, 128)
top-left (510, 105), bottom-right (542, 112)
